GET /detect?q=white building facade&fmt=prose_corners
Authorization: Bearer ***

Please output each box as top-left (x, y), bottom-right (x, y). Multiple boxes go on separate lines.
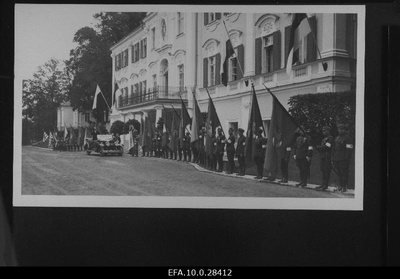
top-left (110, 11), bottom-right (357, 141)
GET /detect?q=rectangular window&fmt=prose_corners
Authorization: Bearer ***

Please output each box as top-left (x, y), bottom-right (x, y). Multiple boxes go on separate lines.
top-left (230, 52), bottom-right (238, 82)
top-left (178, 65), bottom-right (184, 92)
top-left (209, 56), bottom-right (215, 86)
top-left (124, 49), bottom-right (128, 67)
top-left (152, 28), bottom-right (156, 49)
top-left (178, 12), bottom-right (184, 34)
top-left (263, 36), bottom-right (274, 73)
top-left (142, 38), bottom-right (147, 58)
top-left (134, 43), bottom-right (139, 62)
top-left (153, 74), bottom-right (157, 90)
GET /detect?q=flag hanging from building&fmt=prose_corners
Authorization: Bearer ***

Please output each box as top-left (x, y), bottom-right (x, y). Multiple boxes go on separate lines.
top-left (286, 13), bottom-right (311, 76)
top-left (168, 109), bottom-right (179, 152)
top-left (205, 94), bottom-right (223, 157)
top-left (92, 85), bottom-right (101, 110)
top-left (220, 24), bottom-right (235, 86)
top-left (179, 98), bottom-right (191, 146)
top-left (190, 91), bottom-right (204, 143)
top-left (264, 91), bottom-right (299, 176)
top-left (244, 87), bottom-right (265, 167)
top-left (112, 81), bottom-right (119, 109)
top-left (64, 125), bottom-right (69, 141)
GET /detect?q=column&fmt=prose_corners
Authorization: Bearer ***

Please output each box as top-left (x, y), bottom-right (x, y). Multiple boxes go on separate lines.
top-left (244, 13), bottom-right (255, 77)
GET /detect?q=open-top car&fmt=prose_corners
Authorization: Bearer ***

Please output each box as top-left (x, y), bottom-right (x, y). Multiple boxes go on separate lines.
top-left (85, 134), bottom-right (124, 156)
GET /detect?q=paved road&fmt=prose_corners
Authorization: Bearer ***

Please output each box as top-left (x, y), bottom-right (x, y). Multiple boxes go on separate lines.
top-left (21, 146), bottom-right (341, 198)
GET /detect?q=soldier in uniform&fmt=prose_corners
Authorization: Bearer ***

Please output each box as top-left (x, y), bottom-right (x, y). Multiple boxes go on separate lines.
top-left (156, 130), bottom-right (163, 158)
top-left (332, 124), bottom-right (353, 192)
top-left (235, 128), bottom-right (246, 176)
top-left (225, 127), bottom-right (236, 174)
top-left (215, 127), bottom-right (226, 172)
top-left (253, 127), bottom-right (268, 179)
top-left (132, 130), bottom-right (139, 157)
top-left (198, 128), bottom-right (206, 166)
top-left (293, 127), bottom-right (313, 187)
top-left (182, 131), bottom-right (191, 162)
top-left (272, 131), bottom-right (292, 183)
top-left (315, 126), bottom-right (334, 191)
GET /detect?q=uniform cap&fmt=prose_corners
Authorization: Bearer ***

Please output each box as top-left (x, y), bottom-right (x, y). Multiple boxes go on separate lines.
top-left (238, 128), bottom-right (244, 133)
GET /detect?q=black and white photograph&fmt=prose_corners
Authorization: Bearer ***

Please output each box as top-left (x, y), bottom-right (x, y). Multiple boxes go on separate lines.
top-left (13, 4), bottom-right (365, 210)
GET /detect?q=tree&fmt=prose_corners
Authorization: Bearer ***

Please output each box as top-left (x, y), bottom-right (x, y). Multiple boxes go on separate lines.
top-left (66, 12), bottom-right (146, 122)
top-left (22, 59), bottom-right (70, 141)
top-left (110, 120), bottom-right (125, 135)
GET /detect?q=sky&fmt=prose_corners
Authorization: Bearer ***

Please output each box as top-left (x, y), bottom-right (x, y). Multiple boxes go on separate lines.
top-left (15, 4), bottom-right (107, 80)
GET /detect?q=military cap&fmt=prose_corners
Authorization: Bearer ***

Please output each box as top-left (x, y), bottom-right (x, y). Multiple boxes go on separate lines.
top-left (238, 128), bottom-right (244, 133)
top-left (228, 127), bottom-right (234, 132)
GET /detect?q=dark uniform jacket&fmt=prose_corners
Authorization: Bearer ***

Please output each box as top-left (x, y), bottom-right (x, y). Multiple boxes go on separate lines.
top-left (198, 132), bottom-right (205, 151)
top-left (273, 137), bottom-right (291, 161)
top-left (332, 134), bottom-right (353, 161)
top-left (316, 135), bottom-right (334, 159)
top-left (293, 134), bottom-right (313, 159)
top-left (225, 135), bottom-right (236, 153)
top-left (254, 136), bottom-right (268, 157)
top-left (216, 134), bottom-right (226, 154)
top-left (182, 135), bottom-right (191, 149)
top-left (236, 135), bottom-right (246, 157)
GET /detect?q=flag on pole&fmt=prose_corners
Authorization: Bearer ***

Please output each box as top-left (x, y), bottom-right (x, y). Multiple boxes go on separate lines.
top-left (220, 22), bottom-right (235, 86)
top-left (92, 85), bottom-right (101, 110)
top-left (42, 131), bottom-right (49, 142)
top-left (264, 91), bottom-right (299, 177)
top-left (205, 92), bottom-right (223, 157)
top-left (168, 109), bottom-right (178, 152)
top-left (64, 125), bottom-right (69, 141)
top-left (244, 86), bottom-right (265, 167)
top-left (179, 98), bottom-right (191, 146)
top-left (190, 90), bottom-right (204, 143)
top-left (112, 81), bottom-right (119, 109)
top-left (286, 13), bottom-right (312, 76)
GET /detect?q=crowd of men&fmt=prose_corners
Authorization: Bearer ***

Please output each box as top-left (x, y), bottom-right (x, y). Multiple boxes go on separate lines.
top-left (48, 122), bottom-right (353, 192)
top-left (127, 123), bottom-right (353, 193)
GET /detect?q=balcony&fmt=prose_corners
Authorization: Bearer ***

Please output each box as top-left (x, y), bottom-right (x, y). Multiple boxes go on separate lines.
top-left (117, 86), bottom-right (188, 109)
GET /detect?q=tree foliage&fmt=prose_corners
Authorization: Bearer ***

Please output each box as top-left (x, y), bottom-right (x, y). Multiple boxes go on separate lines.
top-left (123, 119), bottom-right (140, 135)
top-left (288, 91), bottom-right (356, 143)
top-left (110, 120), bottom-right (125, 135)
top-left (65, 12), bottom-right (146, 122)
top-left (22, 59), bottom-right (70, 142)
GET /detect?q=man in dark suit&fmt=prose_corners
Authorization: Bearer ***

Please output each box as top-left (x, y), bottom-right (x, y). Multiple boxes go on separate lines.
top-left (235, 128), bottom-right (246, 176)
top-left (182, 131), bottom-right (191, 162)
top-left (293, 127), bottom-right (313, 187)
top-left (215, 127), bottom-right (226, 172)
top-left (225, 127), bottom-right (236, 174)
top-left (253, 127), bottom-right (267, 179)
top-left (332, 124), bottom-right (353, 193)
top-left (316, 126), bottom-right (334, 191)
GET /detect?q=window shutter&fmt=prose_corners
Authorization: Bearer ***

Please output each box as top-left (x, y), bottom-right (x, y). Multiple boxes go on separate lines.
top-left (237, 44), bottom-right (244, 80)
top-left (215, 53), bottom-right (221, 85)
top-left (216, 13), bottom-right (221, 20)
top-left (273, 31), bottom-right (281, 71)
top-left (131, 46), bottom-right (134, 63)
top-left (204, 13), bottom-right (209, 25)
top-left (255, 37), bottom-right (262, 75)
top-left (306, 16), bottom-right (317, 62)
top-left (284, 25), bottom-right (292, 68)
top-left (125, 49), bottom-right (128, 66)
top-left (203, 58), bottom-right (208, 88)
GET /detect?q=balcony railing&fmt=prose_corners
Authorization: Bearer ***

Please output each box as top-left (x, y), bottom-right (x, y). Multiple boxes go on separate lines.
top-left (118, 86), bottom-right (188, 109)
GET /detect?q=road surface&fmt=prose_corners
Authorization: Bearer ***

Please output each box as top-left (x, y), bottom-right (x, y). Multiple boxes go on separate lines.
top-left (21, 146), bottom-right (343, 198)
